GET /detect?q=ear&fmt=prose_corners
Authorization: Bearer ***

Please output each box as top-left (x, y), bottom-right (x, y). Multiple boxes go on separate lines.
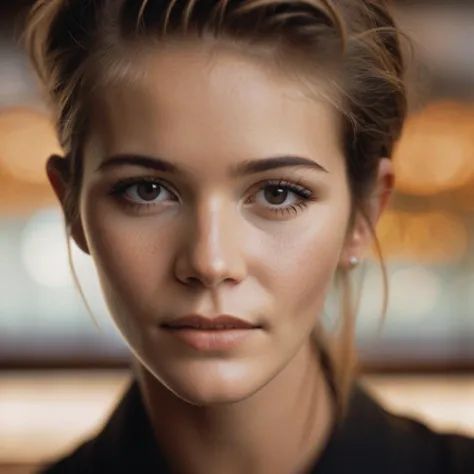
top-left (340, 158), bottom-right (394, 269)
top-left (46, 155), bottom-right (90, 255)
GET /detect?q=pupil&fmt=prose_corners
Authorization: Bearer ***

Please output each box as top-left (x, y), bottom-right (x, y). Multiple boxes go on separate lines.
top-left (264, 186), bottom-right (287, 205)
top-left (137, 183), bottom-right (161, 201)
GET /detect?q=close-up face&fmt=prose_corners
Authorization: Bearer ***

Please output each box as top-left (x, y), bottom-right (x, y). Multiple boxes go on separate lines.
top-left (65, 42), bottom-right (363, 405)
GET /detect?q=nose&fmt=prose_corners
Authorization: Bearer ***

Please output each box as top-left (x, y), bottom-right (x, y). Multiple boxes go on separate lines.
top-left (174, 199), bottom-right (247, 289)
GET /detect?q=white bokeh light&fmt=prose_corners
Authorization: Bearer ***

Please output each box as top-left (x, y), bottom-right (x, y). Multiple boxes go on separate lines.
top-left (358, 265), bottom-right (443, 329)
top-left (20, 208), bottom-right (117, 334)
top-left (357, 266), bottom-right (385, 324)
top-left (21, 208), bottom-right (89, 289)
top-left (389, 267), bottom-right (442, 319)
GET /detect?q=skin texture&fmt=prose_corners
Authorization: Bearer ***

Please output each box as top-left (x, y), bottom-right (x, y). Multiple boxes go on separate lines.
top-left (48, 43), bottom-right (393, 474)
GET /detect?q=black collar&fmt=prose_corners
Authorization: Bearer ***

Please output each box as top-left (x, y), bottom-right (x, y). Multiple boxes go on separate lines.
top-left (92, 381), bottom-right (169, 473)
top-left (74, 381), bottom-right (447, 474)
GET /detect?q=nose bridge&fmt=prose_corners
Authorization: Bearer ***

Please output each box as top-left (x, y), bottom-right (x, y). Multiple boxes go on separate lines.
top-left (175, 194), bottom-right (245, 287)
top-left (198, 197), bottom-right (227, 263)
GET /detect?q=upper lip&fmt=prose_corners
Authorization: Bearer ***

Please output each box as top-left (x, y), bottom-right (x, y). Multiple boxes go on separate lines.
top-left (161, 315), bottom-right (259, 330)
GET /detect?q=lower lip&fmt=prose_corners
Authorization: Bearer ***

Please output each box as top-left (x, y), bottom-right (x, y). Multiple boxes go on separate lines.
top-left (161, 327), bottom-right (256, 351)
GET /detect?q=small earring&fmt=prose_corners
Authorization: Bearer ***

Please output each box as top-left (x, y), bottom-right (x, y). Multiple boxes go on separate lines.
top-left (349, 256), bottom-right (359, 268)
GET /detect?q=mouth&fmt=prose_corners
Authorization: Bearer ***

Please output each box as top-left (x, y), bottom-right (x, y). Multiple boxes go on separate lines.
top-left (161, 315), bottom-right (260, 330)
top-left (160, 315), bottom-right (261, 351)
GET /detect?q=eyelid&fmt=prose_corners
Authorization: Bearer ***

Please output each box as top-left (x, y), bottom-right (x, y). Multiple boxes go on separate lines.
top-left (109, 176), bottom-right (176, 197)
top-left (108, 176), bottom-right (180, 214)
top-left (246, 179), bottom-right (314, 202)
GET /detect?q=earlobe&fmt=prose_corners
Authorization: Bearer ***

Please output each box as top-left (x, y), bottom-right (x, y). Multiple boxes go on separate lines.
top-left (339, 219), bottom-right (367, 271)
top-left (338, 158), bottom-right (394, 270)
top-left (46, 155), bottom-right (90, 255)
top-left (349, 256), bottom-right (359, 268)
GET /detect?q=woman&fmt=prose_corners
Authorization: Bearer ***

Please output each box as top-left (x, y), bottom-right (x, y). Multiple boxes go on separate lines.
top-left (25, 0), bottom-right (474, 473)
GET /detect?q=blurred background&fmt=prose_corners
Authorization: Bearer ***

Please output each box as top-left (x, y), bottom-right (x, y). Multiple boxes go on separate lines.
top-left (1, 0), bottom-right (474, 472)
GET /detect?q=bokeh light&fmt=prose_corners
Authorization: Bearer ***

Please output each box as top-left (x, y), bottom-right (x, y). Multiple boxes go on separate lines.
top-left (20, 208), bottom-right (72, 288)
top-left (376, 210), bottom-right (467, 264)
top-left (20, 208), bottom-right (91, 289)
top-left (389, 267), bottom-right (442, 320)
top-left (0, 107), bottom-right (62, 184)
top-left (358, 266), bottom-right (442, 326)
top-left (393, 101), bottom-right (474, 196)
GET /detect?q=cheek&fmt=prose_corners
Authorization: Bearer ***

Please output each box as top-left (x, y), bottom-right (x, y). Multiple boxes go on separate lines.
top-left (81, 198), bottom-right (173, 316)
top-left (257, 204), bottom-right (350, 319)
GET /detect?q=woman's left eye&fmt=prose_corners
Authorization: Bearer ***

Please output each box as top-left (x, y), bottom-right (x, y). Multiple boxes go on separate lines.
top-left (252, 180), bottom-right (313, 210)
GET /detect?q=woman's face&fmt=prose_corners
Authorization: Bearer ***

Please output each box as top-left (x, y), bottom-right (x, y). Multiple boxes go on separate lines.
top-left (67, 44), bottom-right (361, 404)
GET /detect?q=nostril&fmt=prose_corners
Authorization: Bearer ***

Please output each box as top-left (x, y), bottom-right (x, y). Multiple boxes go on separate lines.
top-left (185, 276), bottom-right (203, 288)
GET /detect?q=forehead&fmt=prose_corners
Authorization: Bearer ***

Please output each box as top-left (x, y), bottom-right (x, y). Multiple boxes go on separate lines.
top-left (87, 43), bottom-right (344, 171)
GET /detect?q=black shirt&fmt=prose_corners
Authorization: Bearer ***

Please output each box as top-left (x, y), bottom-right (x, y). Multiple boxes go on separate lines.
top-left (39, 381), bottom-right (474, 474)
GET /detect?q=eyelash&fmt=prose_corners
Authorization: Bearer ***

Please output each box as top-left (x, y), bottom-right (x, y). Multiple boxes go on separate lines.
top-left (110, 176), bottom-right (170, 194)
top-left (246, 179), bottom-right (315, 216)
top-left (109, 177), bottom-right (176, 211)
top-left (109, 177), bottom-right (316, 215)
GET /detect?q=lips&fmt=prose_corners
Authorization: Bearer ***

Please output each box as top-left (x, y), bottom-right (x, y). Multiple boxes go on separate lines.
top-left (160, 315), bottom-right (260, 351)
top-left (162, 315), bottom-right (258, 330)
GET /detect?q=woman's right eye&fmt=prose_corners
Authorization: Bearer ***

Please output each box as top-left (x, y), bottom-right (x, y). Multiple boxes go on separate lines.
top-left (110, 179), bottom-right (176, 206)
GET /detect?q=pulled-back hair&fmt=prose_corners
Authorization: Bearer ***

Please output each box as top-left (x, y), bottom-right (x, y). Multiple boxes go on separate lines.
top-left (24, 0), bottom-right (408, 408)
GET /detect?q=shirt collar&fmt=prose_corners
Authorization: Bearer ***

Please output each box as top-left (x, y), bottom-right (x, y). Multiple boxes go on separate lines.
top-left (91, 381), bottom-right (400, 474)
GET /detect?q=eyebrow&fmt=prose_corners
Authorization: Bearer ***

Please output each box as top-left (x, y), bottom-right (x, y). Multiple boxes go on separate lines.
top-left (97, 155), bottom-right (179, 173)
top-left (97, 154), bottom-right (328, 175)
top-left (233, 156), bottom-right (328, 175)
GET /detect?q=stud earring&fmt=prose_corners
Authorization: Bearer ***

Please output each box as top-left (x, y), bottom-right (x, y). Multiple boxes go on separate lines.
top-left (349, 256), bottom-right (359, 268)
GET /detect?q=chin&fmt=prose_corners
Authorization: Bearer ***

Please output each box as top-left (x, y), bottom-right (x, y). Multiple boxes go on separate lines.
top-left (148, 358), bottom-right (269, 406)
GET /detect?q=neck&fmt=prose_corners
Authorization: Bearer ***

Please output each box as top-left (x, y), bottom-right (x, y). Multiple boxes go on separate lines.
top-left (136, 343), bottom-right (335, 474)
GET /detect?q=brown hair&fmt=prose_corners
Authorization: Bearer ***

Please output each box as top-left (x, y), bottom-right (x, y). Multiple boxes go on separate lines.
top-left (25, 0), bottom-right (407, 408)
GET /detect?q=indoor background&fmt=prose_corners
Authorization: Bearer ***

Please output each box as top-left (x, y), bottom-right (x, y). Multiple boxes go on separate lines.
top-left (1, 0), bottom-right (474, 472)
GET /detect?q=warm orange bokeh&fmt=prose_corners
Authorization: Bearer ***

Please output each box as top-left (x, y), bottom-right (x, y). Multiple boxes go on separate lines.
top-left (375, 210), bottom-right (468, 264)
top-left (393, 101), bottom-right (474, 196)
top-left (0, 107), bottom-right (61, 214)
